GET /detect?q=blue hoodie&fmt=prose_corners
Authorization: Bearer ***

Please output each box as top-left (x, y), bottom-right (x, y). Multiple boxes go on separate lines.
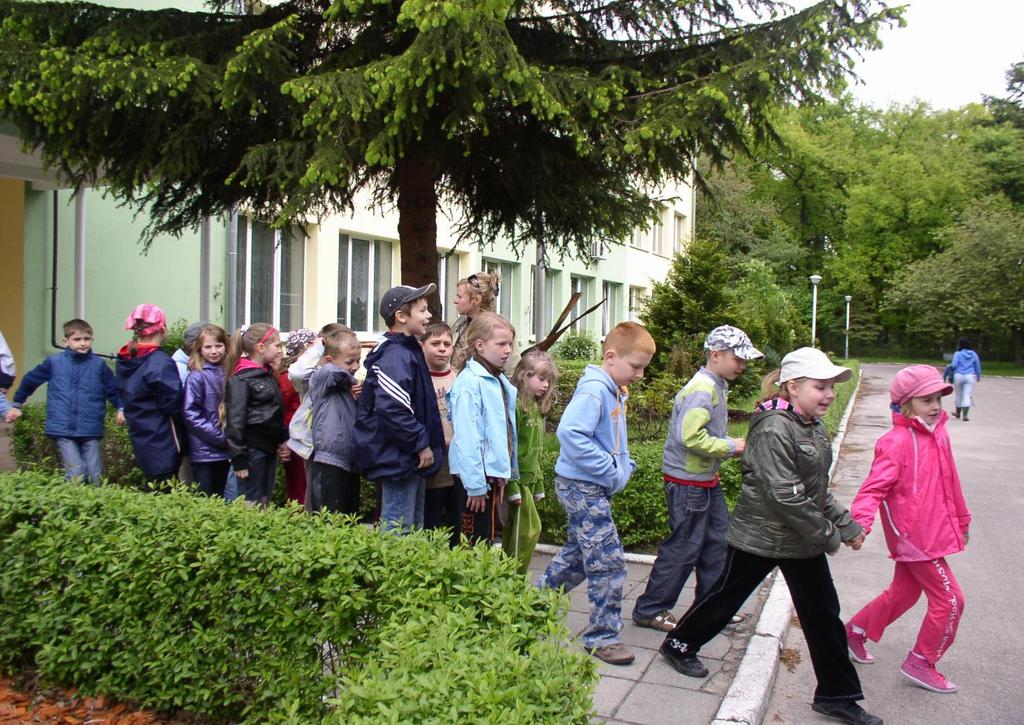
top-left (951, 349), bottom-right (981, 377)
top-left (555, 364), bottom-right (635, 495)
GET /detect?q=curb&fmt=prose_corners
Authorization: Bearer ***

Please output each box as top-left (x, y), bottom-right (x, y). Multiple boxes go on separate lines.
top-left (710, 371), bottom-right (863, 725)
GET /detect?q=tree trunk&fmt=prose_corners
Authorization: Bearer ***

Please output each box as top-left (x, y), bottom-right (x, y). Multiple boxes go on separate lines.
top-left (1014, 327), bottom-right (1024, 367)
top-left (396, 155), bottom-right (442, 319)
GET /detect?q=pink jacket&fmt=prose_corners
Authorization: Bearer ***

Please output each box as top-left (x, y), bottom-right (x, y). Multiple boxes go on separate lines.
top-left (851, 411), bottom-right (971, 562)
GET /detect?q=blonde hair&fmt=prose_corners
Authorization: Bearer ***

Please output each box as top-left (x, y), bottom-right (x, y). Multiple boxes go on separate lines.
top-left (511, 349), bottom-right (558, 414)
top-left (603, 321), bottom-right (656, 356)
top-left (465, 312), bottom-right (515, 362)
top-left (758, 369), bottom-right (807, 404)
top-left (225, 323), bottom-right (277, 378)
top-left (324, 331), bottom-right (361, 359)
top-left (188, 324), bottom-right (230, 371)
top-left (459, 270), bottom-right (502, 313)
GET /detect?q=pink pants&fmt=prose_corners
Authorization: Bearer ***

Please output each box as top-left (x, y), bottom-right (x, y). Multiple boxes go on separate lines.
top-left (849, 557), bottom-right (964, 665)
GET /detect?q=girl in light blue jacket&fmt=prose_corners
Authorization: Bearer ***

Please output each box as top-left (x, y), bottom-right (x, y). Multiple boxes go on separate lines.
top-left (449, 312), bottom-right (518, 545)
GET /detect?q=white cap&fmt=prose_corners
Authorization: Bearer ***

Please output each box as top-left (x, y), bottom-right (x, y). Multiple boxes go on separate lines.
top-left (779, 347), bottom-right (852, 384)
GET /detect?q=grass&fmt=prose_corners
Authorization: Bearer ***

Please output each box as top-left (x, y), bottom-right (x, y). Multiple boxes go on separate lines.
top-left (857, 356), bottom-right (1023, 377)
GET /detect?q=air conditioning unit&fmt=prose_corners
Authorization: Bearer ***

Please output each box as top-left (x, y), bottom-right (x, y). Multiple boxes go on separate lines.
top-left (590, 241), bottom-right (606, 260)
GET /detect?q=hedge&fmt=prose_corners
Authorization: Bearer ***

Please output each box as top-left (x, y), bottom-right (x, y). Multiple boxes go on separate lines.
top-left (0, 473), bottom-right (596, 723)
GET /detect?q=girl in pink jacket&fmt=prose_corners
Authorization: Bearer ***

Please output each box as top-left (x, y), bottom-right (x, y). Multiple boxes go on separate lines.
top-left (845, 365), bottom-right (971, 694)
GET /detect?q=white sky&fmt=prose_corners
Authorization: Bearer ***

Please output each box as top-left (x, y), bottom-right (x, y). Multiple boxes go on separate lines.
top-left (823, 0), bottom-right (1024, 110)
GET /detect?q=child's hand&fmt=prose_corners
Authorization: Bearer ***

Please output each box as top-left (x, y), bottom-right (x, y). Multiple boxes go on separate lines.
top-left (964, 531), bottom-right (970, 546)
top-left (116, 410), bottom-right (126, 425)
top-left (416, 447), bottom-right (434, 469)
top-left (466, 494), bottom-right (488, 513)
top-left (845, 532), bottom-right (866, 550)
top-left (351, 382), bottom-right (363, 399)
top-left (733, 438), bottom-right (746, 456)
top-left (235, 469), bottom-right (249, 479)
top-left (511, 498), bottom-right (522, 507)
top-left (5, 408), bottom-right (21, 424)
top-left (277, 443), bottom-right (291, 462)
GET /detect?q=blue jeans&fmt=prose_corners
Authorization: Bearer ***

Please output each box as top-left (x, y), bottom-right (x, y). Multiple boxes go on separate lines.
top-left (54, 437), bottom-right (103, 484)
top-left (634, 483), bottom-right (729, 620)
top-left (537, 476), bottom-right (626, 649)
top-left (379, 474), bottom-right (425, 533)
top-left (236, 448), bottom-right (277, 503)
top-left (192, 460), bottom-right (230, 497)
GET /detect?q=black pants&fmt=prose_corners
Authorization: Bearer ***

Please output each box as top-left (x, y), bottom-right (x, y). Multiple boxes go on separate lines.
top-left (454, 475), bottom-right (498, 545)
top-left (308, 461), bottom-right (361, 516)
top-left (193, 460), bottom-right (230, 497)
top-left (665, 546), bottom-right (863, 703)
top-left (424, 484), bottom-right (460, 548)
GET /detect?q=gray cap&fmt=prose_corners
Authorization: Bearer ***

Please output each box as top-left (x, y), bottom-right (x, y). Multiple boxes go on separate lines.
top-left (703, 325), bottom-right (763, 360)
top-left (379, 283), bottom-right (436, 321)
top-left (184, 320), bottom-right (209, 347)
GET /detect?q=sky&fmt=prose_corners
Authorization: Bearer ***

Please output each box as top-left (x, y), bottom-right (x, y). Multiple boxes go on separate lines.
top-left (820, 0), bottom-right (1024, 110)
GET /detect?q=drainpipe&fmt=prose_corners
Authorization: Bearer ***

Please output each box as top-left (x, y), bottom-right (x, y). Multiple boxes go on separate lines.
top-left (200, 217), bottom-right (211, 321)
top-left (50, 191), bottom-right (60, 350)
top-left (227, 210), bottom-right (238, 331)
top-left (73, 185), bottom-right (86, 318)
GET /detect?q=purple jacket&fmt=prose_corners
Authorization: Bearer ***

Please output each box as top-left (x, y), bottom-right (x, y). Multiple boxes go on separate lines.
top-left (183, 362), bottom-right (228, 463)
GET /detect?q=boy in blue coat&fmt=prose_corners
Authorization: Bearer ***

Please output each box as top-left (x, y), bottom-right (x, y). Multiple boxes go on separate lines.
top-left (6, 319), bottom-right (124, 483)
top-left (353, 284), bottom-right (445, 532)
top-left (538, 321), bottom-right (656, 665)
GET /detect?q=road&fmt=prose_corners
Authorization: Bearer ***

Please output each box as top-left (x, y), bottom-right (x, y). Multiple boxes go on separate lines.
top-left (765, 364), bottom-right (1024, 725)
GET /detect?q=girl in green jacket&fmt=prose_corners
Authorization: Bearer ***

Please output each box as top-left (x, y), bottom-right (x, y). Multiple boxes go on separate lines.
top-left (505, 349), bottom-right (558, 575)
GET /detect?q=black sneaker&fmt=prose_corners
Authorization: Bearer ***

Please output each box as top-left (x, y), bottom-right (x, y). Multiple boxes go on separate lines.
top-left (811, 700), bottom-right (883, 725)
top-left (659, 641), bottom-right (709, 678)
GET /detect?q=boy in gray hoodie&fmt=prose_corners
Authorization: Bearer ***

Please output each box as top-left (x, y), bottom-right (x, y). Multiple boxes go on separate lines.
top-left (307, 332), bottom-right (363, 515)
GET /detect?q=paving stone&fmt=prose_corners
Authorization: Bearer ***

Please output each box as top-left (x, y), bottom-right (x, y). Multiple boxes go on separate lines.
top-left (591, 675), bottom-right (634, 719)
top-left (614, 682), bottom-right (722, 725)
top-left (641, 651), bottom-right (724, 691)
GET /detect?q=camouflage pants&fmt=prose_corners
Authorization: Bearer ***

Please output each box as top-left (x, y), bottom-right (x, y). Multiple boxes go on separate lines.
top-left (537, 476), bottom-right (626, 649)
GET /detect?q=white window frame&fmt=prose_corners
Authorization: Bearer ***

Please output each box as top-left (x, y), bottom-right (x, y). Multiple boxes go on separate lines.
top-left (239, 218), bottom-right (306, 331)
top-left (570, 275), bottom-right (593, 333)
top-left (629, 286), bottom-right (645, 323)
top-left (338, 234), bottom-right (394, 334)
top-left (482, 257), bottom-right (516, 321)
top-left (602, 281), bottom-right (622, 336)
top-left (673, 212), bottom-right (687, 255)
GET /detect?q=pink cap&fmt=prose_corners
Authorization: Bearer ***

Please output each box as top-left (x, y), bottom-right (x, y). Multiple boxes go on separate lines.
top-left (889, 364), bottom-right (953, 406)
top-left (124, 303), bottom-right (168, 337)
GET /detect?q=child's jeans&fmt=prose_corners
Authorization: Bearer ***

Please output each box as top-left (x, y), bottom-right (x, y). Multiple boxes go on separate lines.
top-left (849, 557), bottom-right (965, 665)
top-left (634, 483), bottom-right (729, 620)
top-left (424, 483), bottom-right (460, 548)
top-left (237, 448), bottom-right (277, 503)
top-left (379, 474), bottom-right (425, 533)
top-left (192, 460), bottom-right (230, 497)
top-left (54, 437), bottom-right (103, 484)
top-left (537, 476), bottom-right (626, 650)
top-left (308, 461), bottom-right (361, 516)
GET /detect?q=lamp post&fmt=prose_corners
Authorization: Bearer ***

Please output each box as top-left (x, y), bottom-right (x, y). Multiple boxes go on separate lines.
top-left (844, 295), bottom-right (852, 359)
top-left (809, 274), bottom-right (822, 346)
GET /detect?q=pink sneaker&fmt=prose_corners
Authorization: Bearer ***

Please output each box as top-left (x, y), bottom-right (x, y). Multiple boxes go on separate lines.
top-left (901, 652), bottom-right (957, 693)
top-left (845, 622), bottom-right (874, 664)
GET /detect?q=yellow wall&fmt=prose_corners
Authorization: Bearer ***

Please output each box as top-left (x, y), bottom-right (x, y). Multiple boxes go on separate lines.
top-left (0, 179), bottom-right (24, 380)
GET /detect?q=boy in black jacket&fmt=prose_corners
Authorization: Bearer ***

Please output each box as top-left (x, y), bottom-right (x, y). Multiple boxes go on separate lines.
top-left (353, 284), bottom-right (445, 532)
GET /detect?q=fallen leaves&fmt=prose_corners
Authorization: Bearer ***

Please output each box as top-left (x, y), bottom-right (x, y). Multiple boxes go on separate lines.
top-left (0, 678), bottom-right (193, 724)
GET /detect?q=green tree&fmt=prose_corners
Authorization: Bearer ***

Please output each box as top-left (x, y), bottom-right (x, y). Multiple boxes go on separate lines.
top-left (886, 199), bottom-right (1024, 363)
top-left (0, 0), bottom-right (900, 303)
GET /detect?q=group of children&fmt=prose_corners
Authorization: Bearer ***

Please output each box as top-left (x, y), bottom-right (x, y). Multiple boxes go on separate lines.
top-left (3, 283), bottom-right (973, 725)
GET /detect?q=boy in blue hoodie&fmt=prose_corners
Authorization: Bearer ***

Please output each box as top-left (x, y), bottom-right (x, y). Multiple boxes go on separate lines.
top-left (538, 321), bottom-right (656, 665)
top-left (353, 284), bottom-right (445, 532)
top-left (6, 319), bottom-right (124, 483)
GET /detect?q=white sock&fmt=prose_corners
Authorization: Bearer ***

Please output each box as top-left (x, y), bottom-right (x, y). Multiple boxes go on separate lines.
top-left (851, 624), bottom-right (866, 636)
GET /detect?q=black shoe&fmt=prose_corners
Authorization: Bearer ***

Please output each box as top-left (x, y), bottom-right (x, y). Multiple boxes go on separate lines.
top-left (953, 407), bottom-right (961, 419)
top-left (659, 641), bottom-right (709, 678)
top-left (811, 700), bottom-right (883, 725)
top-left (962, 408), bottom-right (969, 422)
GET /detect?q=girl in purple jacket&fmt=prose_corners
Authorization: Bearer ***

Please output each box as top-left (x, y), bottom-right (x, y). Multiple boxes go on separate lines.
top-left (846, 365), bottom-right (971, 694)
top-left (183, 324), bottom-right (231, 496)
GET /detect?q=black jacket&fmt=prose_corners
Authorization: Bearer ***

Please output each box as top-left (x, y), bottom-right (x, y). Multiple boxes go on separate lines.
top-left (224, 362), bottom-right (287, 471)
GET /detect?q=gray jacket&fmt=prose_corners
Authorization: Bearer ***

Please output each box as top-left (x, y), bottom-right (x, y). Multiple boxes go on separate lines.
top-left (662, 367), bottom-right (736, 482)
top-left (309, 363), bottom-right (357, 470)
top-left (727, 406), bottom-right (862, 559)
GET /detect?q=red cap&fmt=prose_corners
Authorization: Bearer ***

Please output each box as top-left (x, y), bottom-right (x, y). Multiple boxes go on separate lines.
top-left (125, 303), bottom-right (167, 337)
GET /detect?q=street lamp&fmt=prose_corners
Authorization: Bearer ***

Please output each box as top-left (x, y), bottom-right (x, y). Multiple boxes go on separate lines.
top-left (844, 295), bottom-right (853, 359)
top-left (809, 274), bottom-right (822, 346)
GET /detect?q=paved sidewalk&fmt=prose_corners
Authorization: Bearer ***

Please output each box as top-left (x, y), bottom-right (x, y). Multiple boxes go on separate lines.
top-left (528, 552), bottom-right (772, 724)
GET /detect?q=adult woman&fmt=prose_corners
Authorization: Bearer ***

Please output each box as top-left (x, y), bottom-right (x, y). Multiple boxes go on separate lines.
top-left (450, 270), bottom-right (501, 372)
top-left (949, 337), bottom-right (981, 421)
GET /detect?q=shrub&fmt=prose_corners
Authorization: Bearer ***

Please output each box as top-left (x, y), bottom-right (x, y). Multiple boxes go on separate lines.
top-left (551, 329), bottom-right (598, 361)
top-left (0, 473), bottom-right (595, 723)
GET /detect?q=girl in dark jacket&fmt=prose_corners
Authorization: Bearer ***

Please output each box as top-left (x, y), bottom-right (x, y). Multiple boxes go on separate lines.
top-left (224, 323), bottom-right (288, 505)
top-left (183, 324), bottom-right (231, 497)
top-left (116, 304), bottom-right (184, 483)
top-left (660, 347), bottom-right (882, 725)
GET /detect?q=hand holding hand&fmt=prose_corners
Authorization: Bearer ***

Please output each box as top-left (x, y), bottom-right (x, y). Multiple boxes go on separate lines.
top-left (235, 469), bottom-right (249, 480)
top-left (277, 443), bottom-right (291, 462)
top-left (733, 438), bottom-right (746, 456)
top-left (352, 382), bottom-right (363, 399)
top-left (845, 532), bottom-right (866, 551)
top-left (5, 408), bottom-right (21, 424)
top-left (115, 410), bottom-right (126, 426)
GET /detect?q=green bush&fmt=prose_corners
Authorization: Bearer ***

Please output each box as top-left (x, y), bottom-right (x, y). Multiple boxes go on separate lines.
top-left (0, 473), bottom-right (595, 723)
top-left (551, 329), bottom-right (598, 361)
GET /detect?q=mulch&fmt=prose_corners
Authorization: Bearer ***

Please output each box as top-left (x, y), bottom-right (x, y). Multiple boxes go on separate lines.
top-left (0, 676), bottom-right (197, 725)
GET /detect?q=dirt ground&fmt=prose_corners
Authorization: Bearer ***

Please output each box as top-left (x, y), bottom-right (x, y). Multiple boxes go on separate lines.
top-left (0, 676), bottom-right (194, 725)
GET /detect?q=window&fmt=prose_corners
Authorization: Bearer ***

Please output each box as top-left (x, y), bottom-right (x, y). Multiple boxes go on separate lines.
top-left (532, 266), bottom-right (560, 334)
top-left (338, 234), bottom-right (393, 332)
top-left (437, 252), bottom-right (460, 321)
top-left (602, 282), bottom-right (622, 336)
top-left (234, 217), bottom-right (306, 330)
top-left (629, 286), bottom-right (645, 323)
top-left (630, 226), bottom-right (645, 249)
top-left (482, 258), bottom-right (516, 320)
top-left (673, 212), bottom-right (687, 255)
top-left (570, 275), bottom-right (593, 332)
